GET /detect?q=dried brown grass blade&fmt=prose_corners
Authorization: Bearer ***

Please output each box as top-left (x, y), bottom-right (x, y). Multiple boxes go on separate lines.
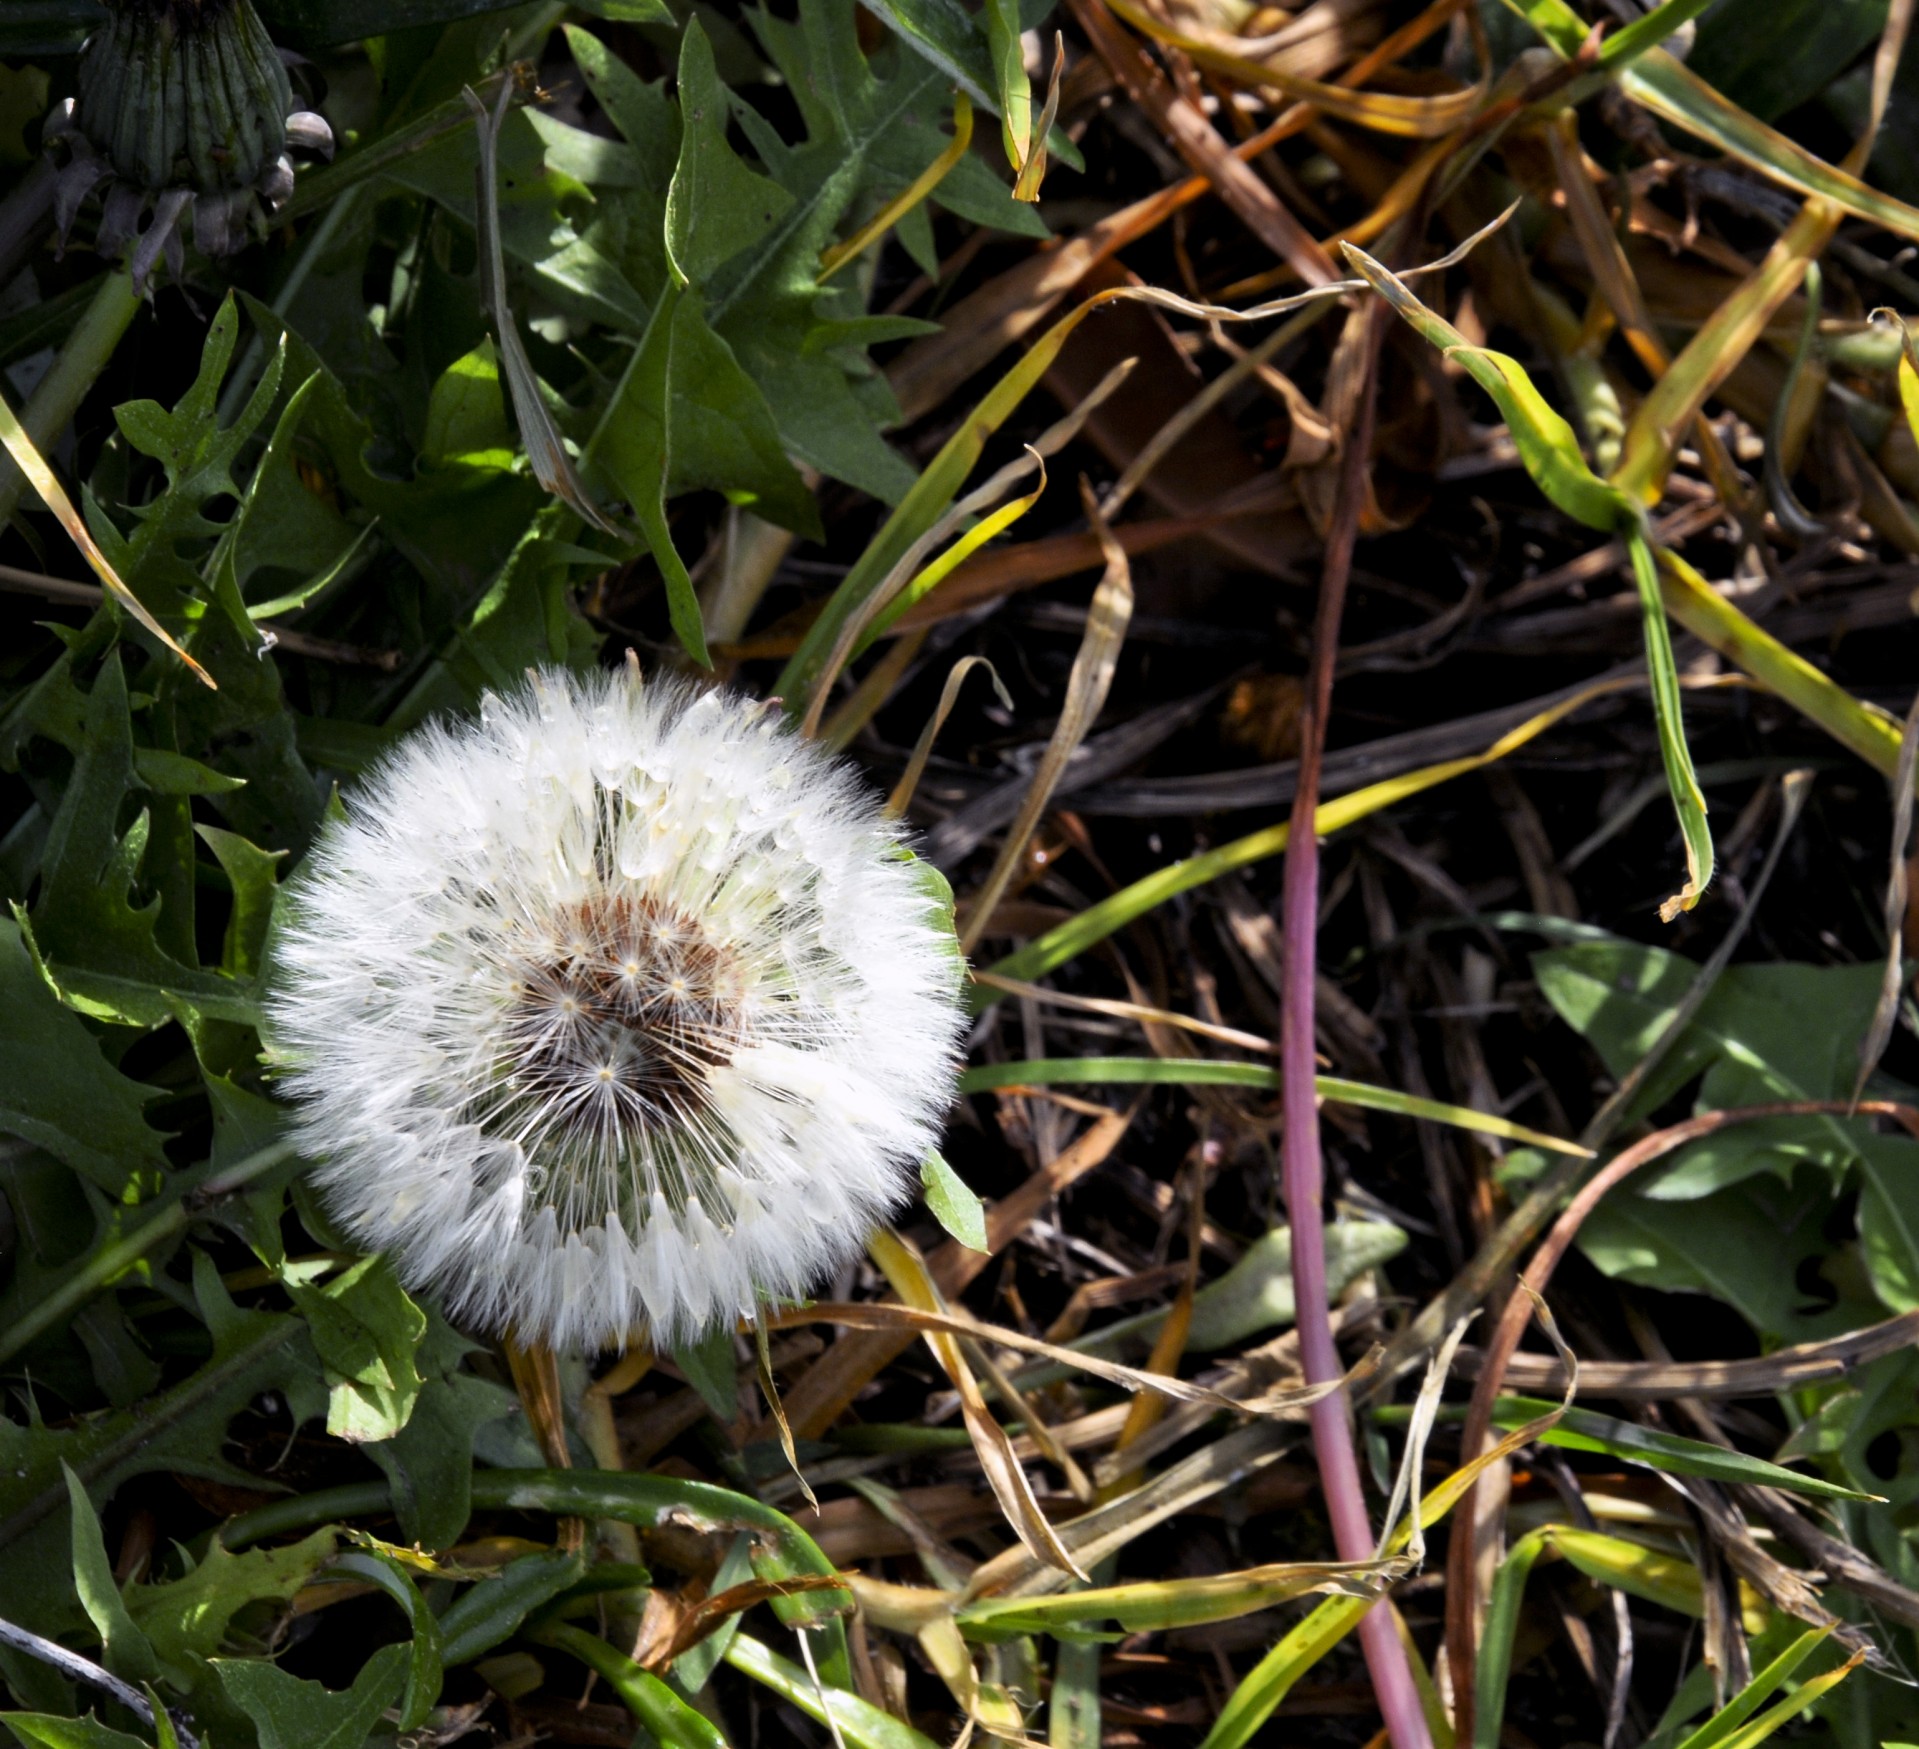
top-left (958, 488), bottom-right (1132, 954)
top-left (1469, 1309), bottom-right (1919, 1401)
top-left (886, 657), bottom-right (1014, 820)
top-left (767, 1101), bottom-right (1137, 1440)
top-left (770, 1299), bottom-right (1342, 1418)
top-left (0, 387), bottom-right (214, 688)
top-left (869, 1228), bottom-right (1091, 1582)
top-left (1066, 0), bottom-right (1338, 285)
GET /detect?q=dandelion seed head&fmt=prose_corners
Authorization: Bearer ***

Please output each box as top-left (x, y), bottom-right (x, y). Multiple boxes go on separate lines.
top-left (268, 667), bottom-right (966, 1351)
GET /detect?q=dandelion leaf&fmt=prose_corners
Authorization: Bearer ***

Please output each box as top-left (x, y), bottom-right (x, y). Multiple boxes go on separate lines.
top-left (364, 1313), bottom-right (516, 1551)
top-left (23, 652), bottom-right (259, 1029)
top-left (0, 914), bottom-right (168, 1196)
top-left (0, 1255), bottom-right (325, 1634)
top-left (666, 20), bottom-right (794, 287)
top-left (287, 1254), bottom-right (429, 1445)
top-left (65, 1464), bottom-right (159, 1686)
top-left (212, 1642), bottom-right (409, 1749)
top-left (128, 1529), bottom-right (337, 1679)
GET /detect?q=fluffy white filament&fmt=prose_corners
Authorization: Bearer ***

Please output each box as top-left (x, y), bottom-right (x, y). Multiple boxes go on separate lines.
top-left (268, 667), bottom-right (966, 1351)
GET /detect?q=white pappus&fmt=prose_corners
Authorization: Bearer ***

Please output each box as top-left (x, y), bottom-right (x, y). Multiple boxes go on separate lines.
top-left (267, 666), bottom-right (967, 1352)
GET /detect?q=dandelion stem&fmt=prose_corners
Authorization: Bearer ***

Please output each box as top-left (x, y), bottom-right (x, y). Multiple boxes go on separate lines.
top-left (0, 1139), bottom-right (296, 1366)
top-left (1277, 300), bottom-right (1432, 1749)
top-left (0, 264), bottom-right (139, 528)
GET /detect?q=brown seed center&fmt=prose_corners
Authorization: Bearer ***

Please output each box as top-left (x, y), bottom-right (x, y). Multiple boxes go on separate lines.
top-left (499, 895), bottom-right (748, 1146)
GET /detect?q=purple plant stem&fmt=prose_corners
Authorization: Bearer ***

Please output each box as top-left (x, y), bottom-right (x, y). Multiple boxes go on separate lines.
top-left (1278, 304), bottom-right (1432, 1749)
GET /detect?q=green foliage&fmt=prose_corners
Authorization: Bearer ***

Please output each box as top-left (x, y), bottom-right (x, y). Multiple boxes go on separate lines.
top-left (1535, 935), bottom-right (1902, 1332)
top-left (284, 1254), bottom-right (428, 1443)
top-left (1535, 925), bottom-right (1919, 1739)
top-left (0, 1716), bottom-right (155, 1749)
top-left (0, 916), bottom-right (167, 1194)
top-left (920, 1150), bottom-right (988, 1251)
top-left (211, 1643), bottom-right (409, 1749)
top-left (128, 1531), bottom-right (338, 1678)
top-left (0, 6), bottom-right (1055, 1738)
top-left (362, 1311), bottom-right (515, 1550)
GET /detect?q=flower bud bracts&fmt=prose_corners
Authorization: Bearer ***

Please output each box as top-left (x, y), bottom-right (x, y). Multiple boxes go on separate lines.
top-left (47, 0), bottom-right (333, 287)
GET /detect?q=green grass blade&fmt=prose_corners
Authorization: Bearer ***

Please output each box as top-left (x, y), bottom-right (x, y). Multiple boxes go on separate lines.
top-left (1197, 1592), bottom-right (1374, 1749)
top-left (1675, 1628), bottom-right (1836, 1749)
top-left (956, 1058), bottom-right (1586, 1156)
top-left (534, 1622), bottom-right (728, 1749)
top-left (1473, 1528), bottom-right (1552, 1749)
top-left (725, 1632), bottom-right (941, 1749)
top-left (1494, 1400), bottom-right (1878, 1501)
top-left (1597, 0), bottom-right (1716, 68)
top-left (1627, 524), bottom-right (1712, 920)
top-left (1341, 242), bottom-right (1631, 532)
top-left (1689, 1656), bottom-right (1863, 1749)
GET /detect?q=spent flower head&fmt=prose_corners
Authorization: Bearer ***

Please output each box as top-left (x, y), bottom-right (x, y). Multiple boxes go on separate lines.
top-left (267, 666), bottom-right (967, 1352)
top-left (46, 0), bottom-right (333, 288)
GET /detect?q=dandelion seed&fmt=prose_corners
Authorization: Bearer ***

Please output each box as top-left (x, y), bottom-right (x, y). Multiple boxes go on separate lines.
top-left (267, 667), bottom-right (967, 1351)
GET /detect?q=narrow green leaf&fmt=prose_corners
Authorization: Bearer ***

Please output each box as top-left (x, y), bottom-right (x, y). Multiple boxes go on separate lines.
top-left (440, 1548), bottom-right (586, 1667)
top-left (921, 1150), bottom-right (987, 1252)
top-left (956, 1058), bottom-right (1585, 1155)
top-left (1495, 1399), bottom-right (1875, 1500)
top-left (1627, 525), bottom-right (1713, 920)
top-left (671, 1322), bottom-right (740, 1423)
top-left (1676, 1628), bottom-right (1838, 1749)
top-left (982, 0), bottom-right (1030, 172)
top-left (1341, 241), bottom-right (1631, 532)
top-left (65, 1464), bottom-right (159, 1686)
top-left (1474, 1529), bottom-right (1552, 1749)
top-left (1596, 0), bottom-right (1716, 68)
top-left (326, 1548), bottom-right (444, 1729)
top-left (590, 284), bottom-right (710, 667)
top-left (725, 1632), bottom-right (941, 1749)
top-left (0, 1717), bottom-right (153, 1749)
top-left (536, 1622), bottom-right (729, 1749)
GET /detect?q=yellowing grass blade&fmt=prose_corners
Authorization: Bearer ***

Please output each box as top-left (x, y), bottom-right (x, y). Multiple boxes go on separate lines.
top-left (0, 386), bottom-right (214, 689)
top-left (1627, 525), bottom-right (1712, 920)
top-left (1108, 0), bottom-right (1486, 138)
top-left (1655, 546), bottom-right (1906, 778)
top-left (1612, 199), bottom-right (1839, 505)
top-left (868, 1228), bottom-right (1090, 1582)
top-left (957, 1557), bottom-right (1387, 1639)
top-left (980, 674), bottom-right (1643, 996)
top-left (1504, 0), bottom-right (1919, 238)
top-left (820, 92), bottom-right (974, 281)
top-left (1622, 52), bottom-right (1919, 242)
top-left (955, 1057), bottom-right (1589, 1158)
top-left (1012, 36), bottom-right (1063, 202)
